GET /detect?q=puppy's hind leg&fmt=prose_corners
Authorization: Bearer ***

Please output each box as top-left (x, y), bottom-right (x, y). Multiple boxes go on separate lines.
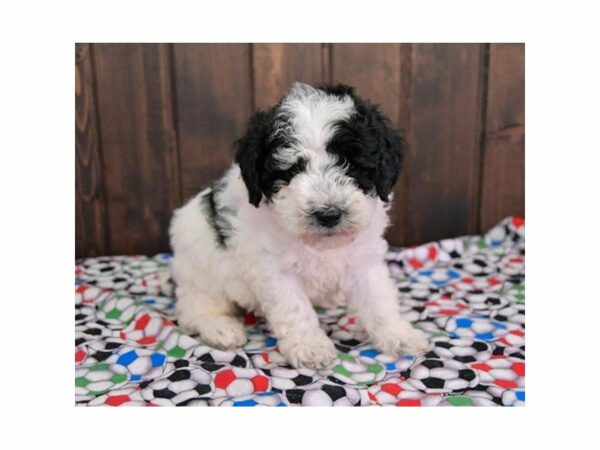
top-left (175, 286), bottom-right (247, 350)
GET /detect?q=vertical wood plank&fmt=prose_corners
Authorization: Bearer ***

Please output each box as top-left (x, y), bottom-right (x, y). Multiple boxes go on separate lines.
top-left (252, 44), bottom-right (325, 109)
top-left (77, 43), bottom-right (522, 257)
top-left (480, 44), bottom-right (525, 231)
top-left (405, 43), bottom-right (485, 244)
top-left (331, 44), bottom-right (405, 245)
top-left (331, 44), bottom-right (402, 124)
top-left (75, 43), bottom-right (108, 258)
top-left (173, 44), bottom-right (252, 200)
top-left (93, 44), bottom-right (180, 255)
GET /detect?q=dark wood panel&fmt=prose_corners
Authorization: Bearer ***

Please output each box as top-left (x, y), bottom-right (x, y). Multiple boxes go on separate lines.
top-left (173, 44), bottom-right (252, 200)
top-left (252, 43), bottom-right (325, 109)
top-left (75, 43), bottom-right (525, 257)
top-left (75, 43), bottom-right (108, 258)
top-left (331, 44), bottom-right (402, 123)
top-left (405, 43), bottom-right (485, 244)
top-left (480, 44), bottom-right (525, 230)
top-left (331, 43), bottom-right (406, 245)
top-left (93, 43), bottom-right (180, 255)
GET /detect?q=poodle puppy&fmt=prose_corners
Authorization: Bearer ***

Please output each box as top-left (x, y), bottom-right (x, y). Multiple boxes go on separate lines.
top-left (170, 82), bottom-right (428, 368)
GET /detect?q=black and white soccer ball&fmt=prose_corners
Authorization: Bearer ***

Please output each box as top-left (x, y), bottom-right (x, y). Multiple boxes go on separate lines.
top-left (491, 304), bottom-right (525, 326)
top-left (407, 358), bottom-right (479, 393)
top-left (461, 292), bottom-right (509, 312)
top-left (426, 338), bottom-right (493, 363)
top-left (192, 346), bottom-right (249, 368)
top-left (283, 383), bottom-right (362, 406)
top-left (261, 366), bottom-right (317, 391)
top-left (140, 365), bottom-right (214, 406)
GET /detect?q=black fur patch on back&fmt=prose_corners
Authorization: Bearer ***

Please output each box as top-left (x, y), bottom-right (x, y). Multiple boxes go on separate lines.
top-left (199, 179), bottom-right (234, 248)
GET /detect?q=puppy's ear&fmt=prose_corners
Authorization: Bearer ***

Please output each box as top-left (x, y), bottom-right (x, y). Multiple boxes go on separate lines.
top-left (358, 101), bottom-right (406, 202)
top-left (374, 122), bottom-right (406, 202)
top-left (235, 111), bottom-right (270, 207)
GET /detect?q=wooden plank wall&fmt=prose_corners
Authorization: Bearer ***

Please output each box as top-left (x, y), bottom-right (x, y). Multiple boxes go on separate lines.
top-left (75, 43), bottom-right (525, 258)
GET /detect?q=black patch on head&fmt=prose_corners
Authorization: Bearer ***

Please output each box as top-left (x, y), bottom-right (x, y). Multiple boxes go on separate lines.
top-left (235, 82), bottom-right (404, 206)
top-left (322, 84), bottom-right (406, 202)
top-left (235, 109), bottom-right (306, 207)
top-left (315, 83), bottom-right (355, 98)
top-left (199, 178), bottom-right (234, 248)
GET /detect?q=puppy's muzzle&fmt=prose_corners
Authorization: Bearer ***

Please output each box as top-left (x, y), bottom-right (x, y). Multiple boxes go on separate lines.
top-left (312, 207), bottom-right (343, 228)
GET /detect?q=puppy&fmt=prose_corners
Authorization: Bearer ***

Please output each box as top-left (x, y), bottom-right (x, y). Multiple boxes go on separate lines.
top-left (170, 82), bottom-right (428, 368)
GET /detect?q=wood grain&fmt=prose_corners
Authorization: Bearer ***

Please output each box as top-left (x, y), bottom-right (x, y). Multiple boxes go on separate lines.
top-left (404, 43), bottom-right (485, 245)
top-left (75, 43), bottom-right (524, 257)
top-left (331, 44), bottom-right (406, 245)
top-left (93, 44), bottom-right (180, 255)
top-left (252, 44), bottom-right (325, 109)
top-left (172, 44), bottom-right (253, 201)
top-left (480, 44), bottom-right (525, 230)
top-left (75, 43), bottom-right (108, 258)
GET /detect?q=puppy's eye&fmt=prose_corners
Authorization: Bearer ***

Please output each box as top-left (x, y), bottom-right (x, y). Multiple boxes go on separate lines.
top-left (346, 164), bottom-right (376, 193)
top-left (262, 156), bottom-right (308, 198)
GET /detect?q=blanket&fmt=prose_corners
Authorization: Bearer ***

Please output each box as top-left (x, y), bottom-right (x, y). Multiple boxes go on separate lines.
top-left (75, 216), bottom-right (525, 406)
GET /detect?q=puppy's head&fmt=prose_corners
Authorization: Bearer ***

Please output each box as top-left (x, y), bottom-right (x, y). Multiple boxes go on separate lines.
top-left (235, 82), bottom-right (405, 248)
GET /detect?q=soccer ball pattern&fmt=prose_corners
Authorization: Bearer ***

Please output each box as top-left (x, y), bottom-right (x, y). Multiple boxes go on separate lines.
top-left (106, 347), bottom-right (168, 382)
top-left (469, 357), bottom-right (525, 390)
top-left (211, 392), bottom-right (289, 407)
top-left (283, 382), bottom-right (363, 406)
top-left (367, 377), bottom-right (443, 406)
top-left (322, 352), bottom-right (387, 386)
top-left (445, 315), bottom-right (509, 341)
top-left (425, 337), bottom-right (493, 363)
top-left (406, 358), bottom-right (479, 393)
top-left (88, 387), bottom-right (147, 406)
top-left (75, 362), bottom-right (129, 401)
top-left (75, 217), bottom-right (524, 406)
top-left (140, 365), bottom-right (214, 406)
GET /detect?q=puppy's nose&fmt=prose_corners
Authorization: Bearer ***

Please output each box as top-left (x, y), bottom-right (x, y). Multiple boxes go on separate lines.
top-left (313, 208), bottom-right (343, 228)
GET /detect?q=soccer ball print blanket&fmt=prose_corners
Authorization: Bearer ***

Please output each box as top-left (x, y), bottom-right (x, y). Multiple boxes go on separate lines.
top-left (75, 216), bottom-right (525, 406)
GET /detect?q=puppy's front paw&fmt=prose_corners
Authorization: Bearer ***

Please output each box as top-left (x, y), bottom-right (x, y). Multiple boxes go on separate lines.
top-left (183, 315), bottom-right (247, 350)
top-left (371, 322), bottom-right (429, 357)
top-left (278, 333), bottom-right (337, 369)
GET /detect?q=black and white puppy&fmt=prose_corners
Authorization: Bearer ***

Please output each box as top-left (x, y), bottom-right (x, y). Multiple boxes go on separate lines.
top-left (170, 82), bottom-right (428, 368)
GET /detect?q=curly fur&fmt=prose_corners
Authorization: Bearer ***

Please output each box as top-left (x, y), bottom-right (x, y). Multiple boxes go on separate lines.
top-left (170, 82), bottom-right (428, 368)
